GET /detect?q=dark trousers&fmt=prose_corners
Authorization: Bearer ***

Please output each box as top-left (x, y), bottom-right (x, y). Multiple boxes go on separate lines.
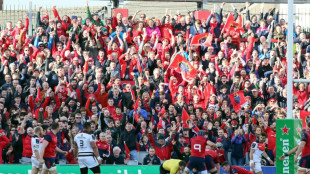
top-left (160, 164), bottom-right (170, 174)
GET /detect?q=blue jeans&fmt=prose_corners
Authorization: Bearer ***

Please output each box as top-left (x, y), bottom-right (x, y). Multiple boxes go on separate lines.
top-left (231, 157), bottom-right (245, 166)
top-left (130, 150), bottom-right (137, 160)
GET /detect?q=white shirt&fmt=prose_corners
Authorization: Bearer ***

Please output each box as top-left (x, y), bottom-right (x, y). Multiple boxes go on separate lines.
top-left (251, 142), bottom-right (264, 162)
top-left (74, 132), bottom-right (95, 156)
top-left (31, 136), bottom-right (44, 158)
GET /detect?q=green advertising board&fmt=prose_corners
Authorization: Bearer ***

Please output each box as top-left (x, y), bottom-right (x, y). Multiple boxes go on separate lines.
top-left (276, 119), bottom-right (302, 174)
top-left (0, 165), bottom-right (160, 174)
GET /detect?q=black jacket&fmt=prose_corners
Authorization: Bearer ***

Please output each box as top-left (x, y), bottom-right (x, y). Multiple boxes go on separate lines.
top-left (120, 124), bottom-right (141, 151)
top-left (106, 155), bottom-right (125, 165)
top-left (143, 154), bottom-right (161, 165)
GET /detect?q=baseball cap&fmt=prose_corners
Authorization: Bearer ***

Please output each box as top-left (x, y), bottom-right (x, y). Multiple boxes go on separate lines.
top-left (0, 129), bottom-right (5, 134)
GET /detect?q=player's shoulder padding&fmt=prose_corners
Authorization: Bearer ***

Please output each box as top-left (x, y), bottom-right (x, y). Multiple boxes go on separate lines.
top-left (251, 142), bottom-right (257, 148)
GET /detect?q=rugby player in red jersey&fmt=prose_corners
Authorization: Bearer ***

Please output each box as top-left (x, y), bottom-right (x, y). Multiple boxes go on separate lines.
top-left (295, 122), bottom-right (310, 174)
top-left (184, 130), bottom-right (215, 174)
top-left (221, 161), bottom-right (253, 174)
top-left (205, 145), bottom-right (219, 174)
top-left (39, 123), bottom-right (67, 174)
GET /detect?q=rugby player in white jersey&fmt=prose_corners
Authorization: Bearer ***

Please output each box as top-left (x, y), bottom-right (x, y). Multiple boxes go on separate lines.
top-left (74, 122), bottom-right (102, 174)
top-left (31, 126), bottom-right (44, 174)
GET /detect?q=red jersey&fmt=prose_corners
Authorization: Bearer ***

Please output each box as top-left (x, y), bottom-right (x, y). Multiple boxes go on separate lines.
top-left (205, 149), bottom-right (219, 163)
top-left (265, 126), bottom-right (276, 150)
top-left (112, 113), bottom-right (123, 121)
top-left (191, 135), bottom-right (206, 158)
top-left (96, 140), bottom-right (110, 155)
top-left (230, 166), bottom-right (253, 174)
top-left (104, 106), bottom-right (116, 116)
top-left (21, 134), bottom-right (32, 157)
top-left (43, 131), bottom-right (58, 158)
top-left (301, 130), bottom-right (310, 157)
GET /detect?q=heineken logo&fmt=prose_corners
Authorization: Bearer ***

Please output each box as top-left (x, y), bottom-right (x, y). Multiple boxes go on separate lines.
top-left (276, 120), bottom-right (302, 174)
top-left (280, 138), bottom-right (290, 173)
top-left (281, 125), bottom-right (290, 135)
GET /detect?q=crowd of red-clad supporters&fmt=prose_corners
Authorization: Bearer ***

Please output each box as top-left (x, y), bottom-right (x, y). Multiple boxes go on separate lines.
top-left (0, 0), bottom-right (307, 169)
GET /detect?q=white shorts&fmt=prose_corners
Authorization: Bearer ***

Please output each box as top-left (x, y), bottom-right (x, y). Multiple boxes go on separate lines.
top-left (250, 161), bottom-right (262, 173)
top-left (31, 157), bottom-right (40, 168)
top-left (78, 156), bottom-right (99, 169)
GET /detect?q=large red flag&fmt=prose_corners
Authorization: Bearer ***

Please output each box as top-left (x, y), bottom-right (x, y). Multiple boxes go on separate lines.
top-left (182, 108), bottom-right (199, 133)
top-left (222, 13), bottom-right (235, 33)
top-left (191, 33), bottom-right (212, 47)
top-left (300, 110), bottom-right (310, 128)
top-left (228, 91), bottom-right (247, 113)
top-left (123, 141), bottom-right (130, 160)
top-left (169, 55), bottom-right (197, 82)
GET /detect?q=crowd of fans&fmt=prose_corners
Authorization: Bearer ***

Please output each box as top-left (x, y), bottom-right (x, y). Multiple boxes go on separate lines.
top-left (0, 1), bottom-right (306, 168)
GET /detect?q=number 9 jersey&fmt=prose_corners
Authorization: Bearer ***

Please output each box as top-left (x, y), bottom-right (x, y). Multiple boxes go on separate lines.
top-left (191, 135), bottom-right (207, 158)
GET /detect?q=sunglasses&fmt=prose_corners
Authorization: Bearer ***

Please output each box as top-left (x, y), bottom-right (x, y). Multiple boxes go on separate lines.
top-left (39, 45), bottom-right (44, 47)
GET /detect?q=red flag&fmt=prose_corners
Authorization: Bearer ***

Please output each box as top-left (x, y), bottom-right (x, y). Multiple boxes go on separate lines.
top-left (130, 87), bottom-right (136, 102)
top-left (204, 82), bottom-right (215, 108)
top-left (134, 97), bottom-right (140, 111)
top-left (191, 33), bottom-right (212, 47)
top-left (123, 141), bottom-right (130, 160)
top-left (300, 110), bottom-right (310, 128)
top-left (222, 13), bottom-right (234, 33)
top-left (182, 108), bottom-right (199, 133)
top-left (35, 88), bottom-right (42, 103)
top-left (133, 97), bottom-right (140, 122)
top-left (157, 119), bottom-right (165, 129)
top-left (228, 91), bottom-right (247, 113)
top-left (83, 61), bottom-right (89, 73)
top-left (169, 55), bottom-right (197, 82)
top-left (118, 99), bottom-right (122, 107)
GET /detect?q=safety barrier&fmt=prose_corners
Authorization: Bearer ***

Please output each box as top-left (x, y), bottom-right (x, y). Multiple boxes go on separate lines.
top-left (0, 165), bottom-right (276, 174)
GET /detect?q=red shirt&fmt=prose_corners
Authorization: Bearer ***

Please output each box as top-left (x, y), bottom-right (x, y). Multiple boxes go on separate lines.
top-left (265, 126), bottom-right (276, 150)
top-left (0, 135), bottom-right (10, 164)
top-left (301, 130), bottom-right (310, 158)
top-left (22, 134), bottom-right (32, 157)
top-left (104, 106), bottom-right (116, 116)
top-left (205, 149), bottom-right (219, 163)
top-left (112, 113), bottom-right (123, 121)
top-left (230, 166), bottom-right (253, 174)
top-left (191, 135), bottom-right (206, 158)
top-left (43, 131), bottom-right (58, 158)
top-left (96, 140), bottom-right (110, 155)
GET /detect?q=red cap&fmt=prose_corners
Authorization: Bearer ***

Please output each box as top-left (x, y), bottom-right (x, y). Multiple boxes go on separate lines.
top-left (268, 98), bottom-right (277, 103)
top-left (88, 57), bottom-right (94, 61)
top-left (0, 129), bottom-right (5, 134)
